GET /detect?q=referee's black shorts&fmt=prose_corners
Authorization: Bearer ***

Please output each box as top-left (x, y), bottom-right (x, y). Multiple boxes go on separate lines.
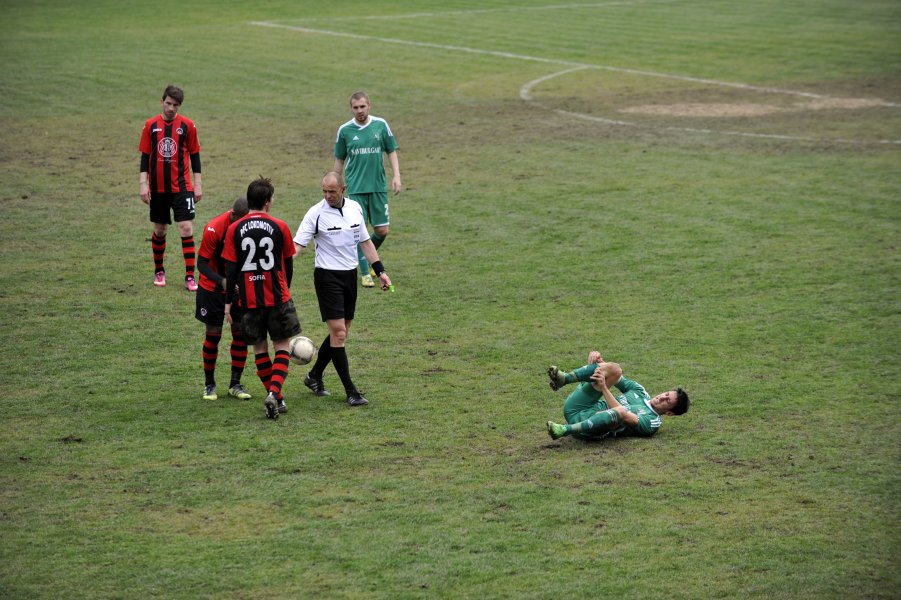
top-left (314, 267), bottom-right (357, 321)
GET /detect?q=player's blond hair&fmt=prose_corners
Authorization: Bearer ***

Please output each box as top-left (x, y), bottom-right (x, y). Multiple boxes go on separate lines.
top-left (349, 91), bottom-right (369, 105)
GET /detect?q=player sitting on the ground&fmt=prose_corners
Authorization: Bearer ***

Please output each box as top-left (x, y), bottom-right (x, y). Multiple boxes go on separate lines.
top-left (545, 350), bottom-right (689, 440)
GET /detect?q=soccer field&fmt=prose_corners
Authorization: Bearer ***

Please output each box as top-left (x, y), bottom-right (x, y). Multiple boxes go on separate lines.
top-left (1, 1), bottom-right (899, 598)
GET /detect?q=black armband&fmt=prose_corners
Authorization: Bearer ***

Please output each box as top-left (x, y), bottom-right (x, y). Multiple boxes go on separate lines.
top-left (140, 153), bottom-right (149, 172)
top-left (371, 261), bottom-right (385, 276)
top-left (190, 153), bottom-right (201, 173)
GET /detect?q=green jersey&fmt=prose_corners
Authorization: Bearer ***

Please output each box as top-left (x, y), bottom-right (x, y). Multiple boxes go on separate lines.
top-left (562, 365), bottom-right (663, 438)
top-left (334, 116), bottom-right (398, 194)
top-left (609, 377), bottom-right (662, 437)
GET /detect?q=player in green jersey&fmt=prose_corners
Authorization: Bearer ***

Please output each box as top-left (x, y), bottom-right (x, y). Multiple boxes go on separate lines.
top-left (545, 350), bottom-right (689, 440)
top-left (333, 91), bottom-right (401, 288)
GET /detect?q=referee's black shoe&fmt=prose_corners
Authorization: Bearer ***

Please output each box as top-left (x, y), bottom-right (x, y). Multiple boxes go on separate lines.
top-left (304, 372), bottom-right (331, 397)
top-left (347, 390), bottom-right (369, 406)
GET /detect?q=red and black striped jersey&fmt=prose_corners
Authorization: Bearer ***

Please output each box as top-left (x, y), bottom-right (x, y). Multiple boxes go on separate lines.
top-left (222, 212), bottom-right (295, 309)
top-left (138, 114), bottom-right (201, 193)
top-left (197, 210), bottom-right (233, 293)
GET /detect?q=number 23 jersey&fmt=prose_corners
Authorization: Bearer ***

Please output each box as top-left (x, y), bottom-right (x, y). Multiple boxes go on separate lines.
top-left (222, 212), bottom-right (295, 309)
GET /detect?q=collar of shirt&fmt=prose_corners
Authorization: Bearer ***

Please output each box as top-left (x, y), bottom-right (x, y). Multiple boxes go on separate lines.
top-left (322, 197), bottom-right (347, 213)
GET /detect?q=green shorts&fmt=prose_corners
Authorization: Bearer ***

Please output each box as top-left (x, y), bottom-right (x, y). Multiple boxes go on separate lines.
top-left (562, 383), bottom-right (608, 424)
top-left (350, 192), bottom-right (390, 228)
top-left (562, 383), bottom-right (618, 440)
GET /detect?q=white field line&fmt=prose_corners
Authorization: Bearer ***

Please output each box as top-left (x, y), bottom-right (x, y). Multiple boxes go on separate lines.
top-left (251, 20), bottom-right (847, 101)
top-left (296, 1), bottom-right (676, 21)
top-left (251, 21), bottom-right (901, 144)
top-left (521, 67), bottom-right (901, 144)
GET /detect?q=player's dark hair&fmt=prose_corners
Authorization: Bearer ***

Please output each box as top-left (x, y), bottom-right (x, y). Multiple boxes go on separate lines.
top-left (246, 178), bottom-right (274, 210)
top-left (673, 388), bottom-right (690, 415)
top-left (231, 196), bottom-right (249, 220)
top-left (162, 85), bottom-right (184, 104)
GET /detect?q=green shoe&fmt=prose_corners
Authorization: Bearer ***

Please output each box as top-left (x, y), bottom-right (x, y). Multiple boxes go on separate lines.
top-left (228, 383), bottom-right (252, 400)
top-left (203, 384), bottom-right (218, 401)
top-left (546, 421), bottom-right (567, 440)
top-left (547, 366), bottom-right (566, 391)
top-left (361, 273), bottom-right (375, 288)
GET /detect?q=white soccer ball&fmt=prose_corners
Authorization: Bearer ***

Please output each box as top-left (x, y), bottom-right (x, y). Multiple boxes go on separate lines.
top-left (288, 335), bottom-right (316, 365)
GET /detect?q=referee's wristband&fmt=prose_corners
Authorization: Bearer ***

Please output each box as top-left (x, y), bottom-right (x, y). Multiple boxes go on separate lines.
top-left (371, 261), bottom-right (386, 276)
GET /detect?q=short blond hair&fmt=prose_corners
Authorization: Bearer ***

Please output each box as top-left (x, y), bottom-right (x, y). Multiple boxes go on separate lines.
top-left (349, 91), bottom-right (369, 105)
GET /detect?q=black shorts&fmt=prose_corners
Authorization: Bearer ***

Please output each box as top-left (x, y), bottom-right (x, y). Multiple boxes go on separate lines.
top-left (150, 191), bottom-right (196, 224)
top-left (314, 268), bottom-right (357, 322)
top-left (240, 299), bottom-right (301, 345)
top-left (195, 286), bottom-right (244, 327)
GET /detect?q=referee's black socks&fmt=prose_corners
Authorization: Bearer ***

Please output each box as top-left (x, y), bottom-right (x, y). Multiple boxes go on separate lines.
top-left (330, 347), bottom-right (356, 394)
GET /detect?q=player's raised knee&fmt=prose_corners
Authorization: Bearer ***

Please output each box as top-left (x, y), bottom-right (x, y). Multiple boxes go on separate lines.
top-left (600, 362), bottom-right (623, 386)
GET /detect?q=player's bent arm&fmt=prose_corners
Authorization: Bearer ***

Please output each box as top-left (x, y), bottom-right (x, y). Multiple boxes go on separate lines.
top-left (197, 256), bottom-right (225, 289)
top-left (613, 405), bottom-right (640, 428)
top-left (333, 158), bottom-right (345, 175)
top-left (598, 377), bottom-right (626, 413)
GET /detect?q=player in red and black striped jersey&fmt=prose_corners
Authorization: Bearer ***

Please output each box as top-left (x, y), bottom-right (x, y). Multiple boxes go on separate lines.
top-left (222, 178), bottom-right (301, 420)
top-left (195, 197), bottom-right (253, 403)
top-left (222, 211), bottom-right (294, 310)
top-left (138, 85), bottom-right (203, 291)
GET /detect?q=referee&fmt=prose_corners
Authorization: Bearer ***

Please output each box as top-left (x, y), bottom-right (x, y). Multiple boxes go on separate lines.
top-left (293, 171), bottom-right (393, 406)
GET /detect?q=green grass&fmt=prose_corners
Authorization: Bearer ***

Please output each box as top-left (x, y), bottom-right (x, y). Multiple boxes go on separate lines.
top-left (1, 1), bottom-right (899, 598)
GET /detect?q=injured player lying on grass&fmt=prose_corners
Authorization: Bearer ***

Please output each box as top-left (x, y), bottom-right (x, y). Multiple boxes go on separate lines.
top-left (545, 350), bottom-right (689, 441)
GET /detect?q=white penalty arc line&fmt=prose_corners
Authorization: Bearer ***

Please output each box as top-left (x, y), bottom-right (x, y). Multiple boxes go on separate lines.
top-left (251, 21), bottom-right (860, 100)
top-left (520, 67), bottom-right (901, 145)
top-left (252, 21), bottom-right (901, 144)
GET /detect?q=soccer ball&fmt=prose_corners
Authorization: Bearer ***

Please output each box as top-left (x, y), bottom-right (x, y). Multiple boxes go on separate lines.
top-left (288, 335), bottom-right (316, 365)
